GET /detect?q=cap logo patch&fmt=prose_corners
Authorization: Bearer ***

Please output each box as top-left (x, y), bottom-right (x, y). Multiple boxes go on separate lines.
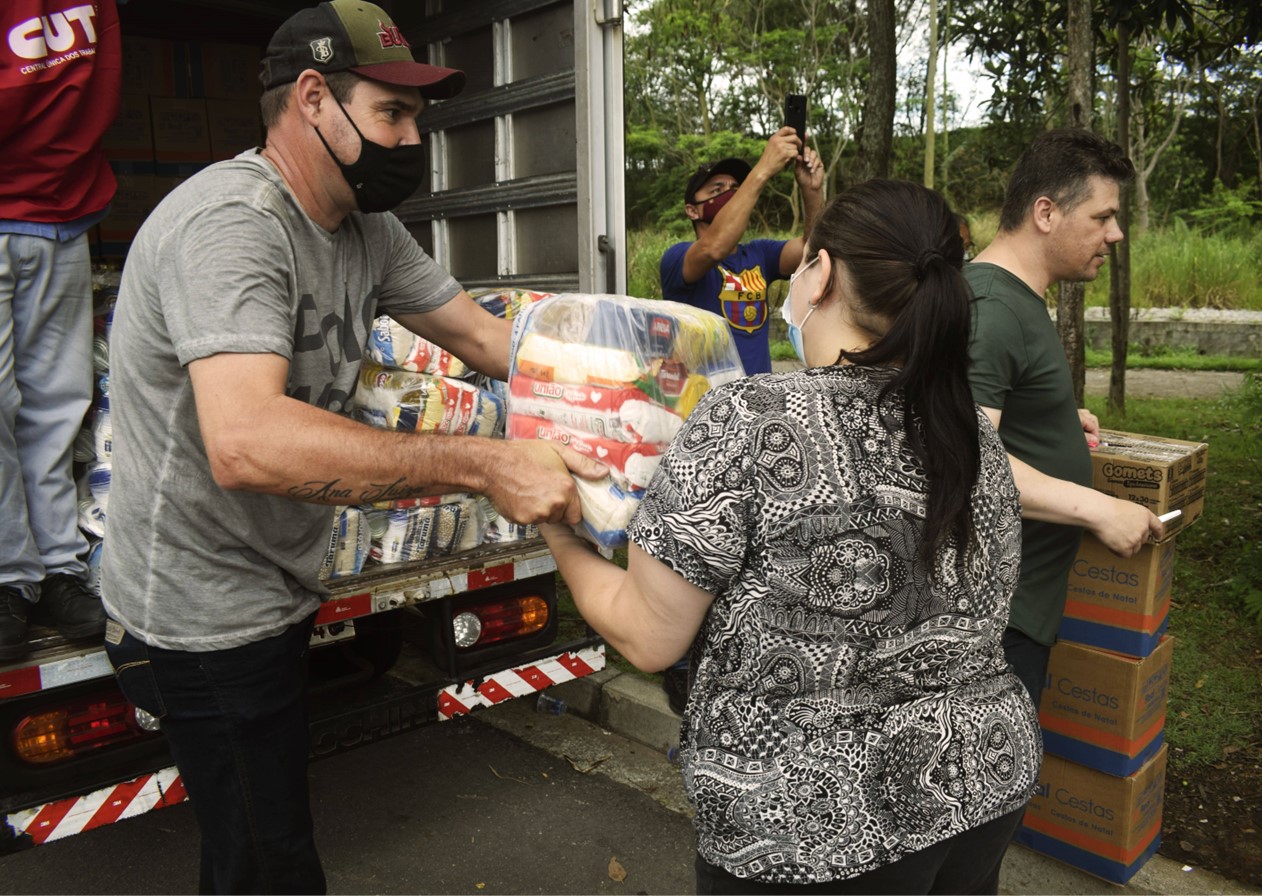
top-left (376, 20), bottom-right (410, 50)
top-left (310, 37), bottom-right (333, 63)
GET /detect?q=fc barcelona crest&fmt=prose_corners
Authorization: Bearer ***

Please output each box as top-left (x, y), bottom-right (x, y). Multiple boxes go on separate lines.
top-left (310, 37), bottom-right (334, 64)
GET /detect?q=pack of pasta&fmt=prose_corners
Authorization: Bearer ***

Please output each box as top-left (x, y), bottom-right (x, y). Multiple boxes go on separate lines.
top-left (507, 294), bottom-right (743, 547)
top-left (352, 361), bottom-right (504, 437)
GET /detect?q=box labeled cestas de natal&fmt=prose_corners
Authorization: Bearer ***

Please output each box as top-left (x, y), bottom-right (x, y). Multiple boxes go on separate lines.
top-left (1060, 534), bottom-right (1175, 657)
top-left (1039, 636), bottom-right (1172, 776)
top-left (1017, 746), bottom-right (1166, 885)
top-left (1091, 430), bottom-right (1208, 541)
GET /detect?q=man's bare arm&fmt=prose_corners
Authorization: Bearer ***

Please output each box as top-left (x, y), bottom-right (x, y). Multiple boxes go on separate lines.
top-left (979, 405), bottom-right (1163, 557)
top-left (188, 352), bottom-right (604, 524)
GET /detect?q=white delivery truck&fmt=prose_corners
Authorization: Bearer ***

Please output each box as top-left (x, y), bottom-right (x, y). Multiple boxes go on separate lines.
top-left (0, 0), bottom-right (625, 851)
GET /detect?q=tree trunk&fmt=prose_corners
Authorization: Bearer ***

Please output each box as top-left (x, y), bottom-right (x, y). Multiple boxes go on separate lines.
top-left (1057, 0), bottom-right (1093, 405)
top-left (1109, 21), bottom-right (1133, 415)
top-left (924, 0), bottom-right (938, 188)
top-left (854, 0), bottom-right (896, 181)
top-left (940, 0), bottom-right (951, 196)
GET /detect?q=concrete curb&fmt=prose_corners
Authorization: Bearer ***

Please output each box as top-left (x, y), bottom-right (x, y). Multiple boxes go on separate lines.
top-left (540, 669), bottom-right (1259, 896)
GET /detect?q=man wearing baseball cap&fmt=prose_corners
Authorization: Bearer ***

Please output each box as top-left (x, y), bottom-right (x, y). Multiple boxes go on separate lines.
top-left (659, 130), bottom-right (825, 380)
top-left (100, 3), bottom-right (605, 891)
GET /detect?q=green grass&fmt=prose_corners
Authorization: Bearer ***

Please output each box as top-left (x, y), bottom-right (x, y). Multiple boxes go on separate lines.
top-left (1085, 375), bottom-right (1262, 765)
top-left (1084, 346), bottom-right (1260, 371)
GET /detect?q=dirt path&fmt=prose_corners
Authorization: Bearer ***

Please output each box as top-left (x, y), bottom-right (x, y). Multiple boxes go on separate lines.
top-left (772, 363), bottom-right (1246, 401)
top-left (1084, 369), bottom-right (1244, 400)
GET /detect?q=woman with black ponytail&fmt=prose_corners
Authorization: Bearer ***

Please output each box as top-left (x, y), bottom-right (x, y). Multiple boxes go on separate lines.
top-left (541, 180), bottom-right (1040, 894)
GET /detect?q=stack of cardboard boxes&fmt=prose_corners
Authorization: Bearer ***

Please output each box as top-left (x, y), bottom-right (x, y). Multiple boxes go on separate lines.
top-left (1017, 430), bottom-right (1210, 884)
top-left (94, 37), bottom-right (264, 258)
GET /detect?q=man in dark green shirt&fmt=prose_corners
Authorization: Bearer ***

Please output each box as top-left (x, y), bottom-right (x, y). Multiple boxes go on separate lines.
top-left (966, 128), bottom-right (1165, 707)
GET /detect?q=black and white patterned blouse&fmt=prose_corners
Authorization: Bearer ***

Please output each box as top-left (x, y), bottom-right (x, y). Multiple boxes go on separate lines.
top-left (627, 365), bottom-right (1040, 884)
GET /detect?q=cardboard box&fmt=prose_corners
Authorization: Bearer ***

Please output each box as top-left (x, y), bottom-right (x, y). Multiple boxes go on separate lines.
top-left (1017, 746), bottom-right (1166, 885)
top-left (120, 36), bottom-right (178, 96)
top-left (1060, 534), bottom-right (1175, 657)
top-left (150, 98), bottom-right (212, 175)
top-left (1091, 430), bottom-right (1208, 540)
top-left (198, 42), bottom-right (263, 100)
top-left (98, 175), bottom-right (159, 256)
top-left (101, 94), bottom-right (155, 170)
top-left (1039, 636), bottom-right (1172, 776)
top-left (206, 99), bottom-right (263, 161)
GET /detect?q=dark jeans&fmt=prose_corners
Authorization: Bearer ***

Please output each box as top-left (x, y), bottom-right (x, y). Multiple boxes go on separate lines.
top-left (694, 808), bottom-right (1026, 895)
top-left (1001, 626), bottom-right (1051, 710)
top-left (105, 614), bottom-right (325, 895)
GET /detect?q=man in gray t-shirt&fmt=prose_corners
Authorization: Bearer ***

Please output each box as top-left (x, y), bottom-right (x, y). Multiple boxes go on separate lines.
top-left (100, 3), bottom-right (603, 892)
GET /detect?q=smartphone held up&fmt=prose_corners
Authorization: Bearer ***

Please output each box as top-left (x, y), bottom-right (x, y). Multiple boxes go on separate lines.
top-left (784, 94), bottom-right (807, 148)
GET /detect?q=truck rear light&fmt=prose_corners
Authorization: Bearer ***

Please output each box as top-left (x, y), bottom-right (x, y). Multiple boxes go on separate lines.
top-left (453, 595), bottom-right (549, 650)
top-left (12, 693), bottom-right (157, 766)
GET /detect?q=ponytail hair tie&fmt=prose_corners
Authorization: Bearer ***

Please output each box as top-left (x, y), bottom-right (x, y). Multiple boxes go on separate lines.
top-left (914, 249), bottom-right (943, 281)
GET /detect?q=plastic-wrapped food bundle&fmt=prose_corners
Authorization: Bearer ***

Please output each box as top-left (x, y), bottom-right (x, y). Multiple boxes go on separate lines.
top-left (320, 506), bottom-right (371, 581)
top-left (78, 496), bottom-right (107, 538)
top-left (364, 495), bottom-right (486, 565)
top-left (365, 314), bottom-right (470, 378)
top-left (507, 294), bottom-right (743, 547)
top-left (466, 288), bottom-right (555, 406)
top-left (353, 361), bottom-right (504, 437)
top-left (468, 287), bottom-right (552, 322)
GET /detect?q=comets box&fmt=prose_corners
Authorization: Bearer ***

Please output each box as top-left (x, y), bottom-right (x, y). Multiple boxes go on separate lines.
top-left (1090, 430), bottom-right (1208, 540)
top-left (1017, 746), bottom-right (1166, 885)
top-left (1060, 534), bottom-right (1175, 657)
top-left (1038, 636), bottom-right (1173, 776)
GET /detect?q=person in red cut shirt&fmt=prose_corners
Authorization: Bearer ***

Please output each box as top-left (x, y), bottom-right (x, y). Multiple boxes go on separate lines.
top-left (0, 0), bottom-right (121, 658)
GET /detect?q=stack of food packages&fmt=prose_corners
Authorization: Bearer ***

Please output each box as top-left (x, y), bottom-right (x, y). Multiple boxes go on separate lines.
top-left (76, 292), bottom-right (116, 595)
top-left (321, 288), bottom-right (552, 580)
top-left (504, 294), bottom-right (744, 548)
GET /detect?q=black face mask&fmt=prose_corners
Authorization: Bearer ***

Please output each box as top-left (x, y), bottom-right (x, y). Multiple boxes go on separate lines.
top-left (315, 95), bottom-right (426, 213)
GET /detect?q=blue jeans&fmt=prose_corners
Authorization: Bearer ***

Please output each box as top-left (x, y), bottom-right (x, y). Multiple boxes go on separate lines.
top-left (0, 233), bottom-right (93, 599)
top-left (105, 614), bottom-right (325, 895)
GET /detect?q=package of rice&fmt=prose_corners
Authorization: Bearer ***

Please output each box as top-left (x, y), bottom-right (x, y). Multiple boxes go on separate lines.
top-left (507, 294), bottom-right (742, 547)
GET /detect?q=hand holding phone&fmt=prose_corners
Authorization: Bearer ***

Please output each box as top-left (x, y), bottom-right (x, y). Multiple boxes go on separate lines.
top-left (784, 94), bottom-right (807, 149)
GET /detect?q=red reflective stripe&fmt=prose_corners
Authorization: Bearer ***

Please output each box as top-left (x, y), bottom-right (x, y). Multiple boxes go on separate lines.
top-left (437, 691), bottom-right (469, 719)
top-left (24, 798), bottom-right (76, 844)
top-left (514, 665), bottom-right (554, 690)
top-left (476, 678), bottom-right (514, 703)
top-left (159, 775), bottom-right (188, 807)
top-left (468, 564), bottom-right (513, 590)
top-left (0, 665), bottom-right (42, 698)
top-left (555, 652), bottom-right (596, 677)
top-left (84, 776), bottom-right (150, 831)
top-left (315, 592), bottom-right (372, 625)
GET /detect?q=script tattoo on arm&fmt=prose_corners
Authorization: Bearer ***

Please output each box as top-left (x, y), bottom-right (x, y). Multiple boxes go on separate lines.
top-left (287, 478), bottom-right (435, 504)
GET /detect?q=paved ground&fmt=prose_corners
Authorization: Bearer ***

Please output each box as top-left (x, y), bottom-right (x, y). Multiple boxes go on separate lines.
top-left (504, 672), bottom-right (1262, 896)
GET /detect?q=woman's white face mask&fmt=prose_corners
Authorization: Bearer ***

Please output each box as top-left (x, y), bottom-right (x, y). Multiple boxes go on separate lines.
top-left (780, 255), bottom-right (820, 363)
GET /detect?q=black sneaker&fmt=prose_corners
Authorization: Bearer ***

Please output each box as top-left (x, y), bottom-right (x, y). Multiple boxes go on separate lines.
top-left (0, 587), bottom-right (31, 661)
top-left (662, 664), bottom-right (690, 716)
top-left (36, 574), bottom-right (106, 640)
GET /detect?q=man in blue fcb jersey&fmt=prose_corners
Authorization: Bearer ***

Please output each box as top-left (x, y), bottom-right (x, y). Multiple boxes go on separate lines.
top-left (659, 130), bottom-right (824, 377)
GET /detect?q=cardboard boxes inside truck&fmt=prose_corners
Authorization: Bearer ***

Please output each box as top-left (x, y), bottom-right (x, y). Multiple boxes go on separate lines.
top-left (95, 39), bottom-right (263, 259)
